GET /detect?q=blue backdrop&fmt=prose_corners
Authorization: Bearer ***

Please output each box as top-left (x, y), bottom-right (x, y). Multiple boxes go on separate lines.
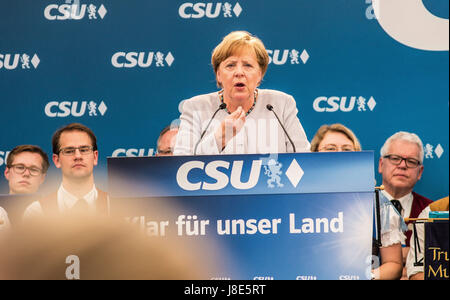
top-left (0, 0), bottom-right (448, 200)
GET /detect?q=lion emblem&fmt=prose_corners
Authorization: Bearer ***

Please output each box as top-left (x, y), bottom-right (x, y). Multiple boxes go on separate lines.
top-left (264, 159), bottom-right (284, 188)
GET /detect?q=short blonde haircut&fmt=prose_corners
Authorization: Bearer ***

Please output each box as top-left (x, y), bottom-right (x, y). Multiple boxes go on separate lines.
top-left (211, 31), bottom-right (269, 87)
top-left (310, 123), bottom-right (362, 152)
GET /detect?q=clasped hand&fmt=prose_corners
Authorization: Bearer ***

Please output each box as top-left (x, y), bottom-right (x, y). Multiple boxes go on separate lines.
top-left (214, 106), bottom-right (246, 151)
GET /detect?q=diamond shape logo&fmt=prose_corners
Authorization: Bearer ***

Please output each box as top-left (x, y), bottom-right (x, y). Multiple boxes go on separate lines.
top-left (98, 101), bottom-right (107, 116)
top-left (367, 96), bottom-right (376, 111)
top-left (98, 4), bottom-right (107, 19)
top-left (435, 144), bottom-right (444, 158)
top-left (233, 3), bottom-right (242, 17)
top-left (165, 52), bottom-right (174, 67)
top-left (300, 50), bottom-right (309, 64)
top-left (31, 54), bottom-right (40, 68)
top-left (285, 159), bottom-right (304, 188)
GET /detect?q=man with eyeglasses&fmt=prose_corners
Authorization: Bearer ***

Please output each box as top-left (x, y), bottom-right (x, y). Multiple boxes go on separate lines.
top-left (1, 145), bottom-right (49, 230)
top-left (378, 131), bottom-right (432, 279)
top-left (24, 123), bottom-right (108, 218)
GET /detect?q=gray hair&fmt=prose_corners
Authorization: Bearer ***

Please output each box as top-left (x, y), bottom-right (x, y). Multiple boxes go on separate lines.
top-left (380, 131), bottom-right (424, 163)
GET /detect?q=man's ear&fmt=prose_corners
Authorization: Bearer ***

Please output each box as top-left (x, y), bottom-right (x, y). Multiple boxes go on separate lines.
top-left (93, 150), bottom-right (98, 166)
top-left (4, 167), bottom-right (10, 181)
top-left (417, 165), bottom-right (424, 181)
top-left (378, 157), bottom-right (383, 174)
top-left (52, 154), bottom-right (61, 169)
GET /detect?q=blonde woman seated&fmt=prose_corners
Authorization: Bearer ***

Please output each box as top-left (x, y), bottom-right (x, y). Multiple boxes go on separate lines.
top-left (311, 123), bottom-right (407, 280)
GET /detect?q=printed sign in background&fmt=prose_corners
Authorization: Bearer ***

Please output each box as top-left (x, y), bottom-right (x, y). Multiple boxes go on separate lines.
top-left (0, 0), bottom-right (448, 200)
top-left (424, 221), bottom-right (449, 280)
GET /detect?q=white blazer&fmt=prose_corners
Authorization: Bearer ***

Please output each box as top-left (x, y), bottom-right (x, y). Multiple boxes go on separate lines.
top-left (174, 89), bottom-right (310, 155)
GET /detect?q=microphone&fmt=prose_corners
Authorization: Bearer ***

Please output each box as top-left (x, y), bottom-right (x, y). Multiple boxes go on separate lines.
top-left (266, 104), bottom-right (296, 153)
top-left (194, 103), bottom-right (227, 155)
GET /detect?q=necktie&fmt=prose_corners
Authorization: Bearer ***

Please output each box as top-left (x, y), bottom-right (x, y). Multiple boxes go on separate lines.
top-left (71, 198), bottom-right (89, 213)
top-left (390, 199), bottom-right (403, 215)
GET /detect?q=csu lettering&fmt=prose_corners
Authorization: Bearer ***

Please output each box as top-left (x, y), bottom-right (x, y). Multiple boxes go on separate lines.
top-left (0, 151), bottom-right (10, 166)
top-left (313, 96), bottom-right (376, 112)
top-left (44, 4), bottom-right (87, 20)
top-left (0, 54), bottom-right (20, 69)
top-left (45, 101), bottom-right (107, 117)
top-left (176, 160), bottom-right (262, 191)
top-left (0, 54), bottom-right (39, 70)
top-left (112, 52), bottom-right (154, 68)
top-left (179, 2), bottom-right (242, 19)
top-left (111, 51), bottom-right (174, 68)
top-left (112, 148), bottom-right (155, 157)
top-left (44, 4), bottom-right (107, 20)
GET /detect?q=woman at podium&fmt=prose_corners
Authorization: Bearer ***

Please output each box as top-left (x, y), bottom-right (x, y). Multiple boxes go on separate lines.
top-left (173, 31), bottom-right (310, 155)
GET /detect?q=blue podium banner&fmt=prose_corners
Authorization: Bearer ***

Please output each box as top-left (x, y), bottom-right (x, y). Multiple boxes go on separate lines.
top-left (108, 152), bottom-right (375, 280)
top-left (108, 151), bottom-right (374, 197)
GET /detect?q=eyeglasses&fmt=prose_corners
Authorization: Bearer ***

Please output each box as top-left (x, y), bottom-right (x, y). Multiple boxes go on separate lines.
top-left (59, 146), bottom-right (94, 156)
top-left (383, 154), bottom-right (421, 168)
top-left (319, 144), bottom-right (355, 152)
top-left (8, 164), bottom-right (43, 176)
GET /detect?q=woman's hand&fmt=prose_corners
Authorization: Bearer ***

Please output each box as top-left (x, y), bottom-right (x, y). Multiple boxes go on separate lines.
top-left (215, 106), bottom-right (246, 151)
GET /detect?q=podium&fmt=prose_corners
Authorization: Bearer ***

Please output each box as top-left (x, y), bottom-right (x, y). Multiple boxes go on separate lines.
top-left (107, 151), bottom-right (375, 280)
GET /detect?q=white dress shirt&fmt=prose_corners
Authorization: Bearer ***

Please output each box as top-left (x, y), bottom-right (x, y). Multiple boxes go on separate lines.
top-left (174, 89), bottom-right (311, 155)
top-left (23, 184), bottom-right (98, 218)
top-left (378, 193), bottom-right (407, 248)
top-left (381, 190), bottom-right (414, 219)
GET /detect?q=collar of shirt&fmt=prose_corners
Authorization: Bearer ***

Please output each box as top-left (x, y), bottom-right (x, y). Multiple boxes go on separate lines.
top-left (381, 190), bottom-right (413, 218)
top-left (58, 184), bottom-right (98, 212)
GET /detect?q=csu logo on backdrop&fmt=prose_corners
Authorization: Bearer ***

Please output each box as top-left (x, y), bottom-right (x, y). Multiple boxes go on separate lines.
top-left (267, 49), bottom-right (310, 65)
top-left (0, 151), bottom-right (10, 167)
top-left (0, 53), bottom-right (40, 70)
top-left (176, 158), bottom-right (304, 191)
top-left (111, 148), bottom-right (155, 157)
top-left (313, 96), bottom-right (377, 112)
top-left (111, 51), bottom-right (175, 68)
top-left (45, 101), bottom-right (107, 117)
top-left (44, 1), bottom-right (107, 20)
top-left (179, 2), bottom-right (242, 19)
top-left (424, 143), bottom-right (445, 160)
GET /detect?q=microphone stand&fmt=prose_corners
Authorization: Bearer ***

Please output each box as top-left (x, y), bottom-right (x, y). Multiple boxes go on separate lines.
top-left (266, 104), bottom-right (296, 152)
top-left (374, 186), bottom-right (383, 255)
top-left (193, 103), bottom-right (226, 155)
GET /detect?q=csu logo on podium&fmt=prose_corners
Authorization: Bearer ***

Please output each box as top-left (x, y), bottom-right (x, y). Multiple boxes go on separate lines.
top-left (176, 158), bottom-right (304, 191)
